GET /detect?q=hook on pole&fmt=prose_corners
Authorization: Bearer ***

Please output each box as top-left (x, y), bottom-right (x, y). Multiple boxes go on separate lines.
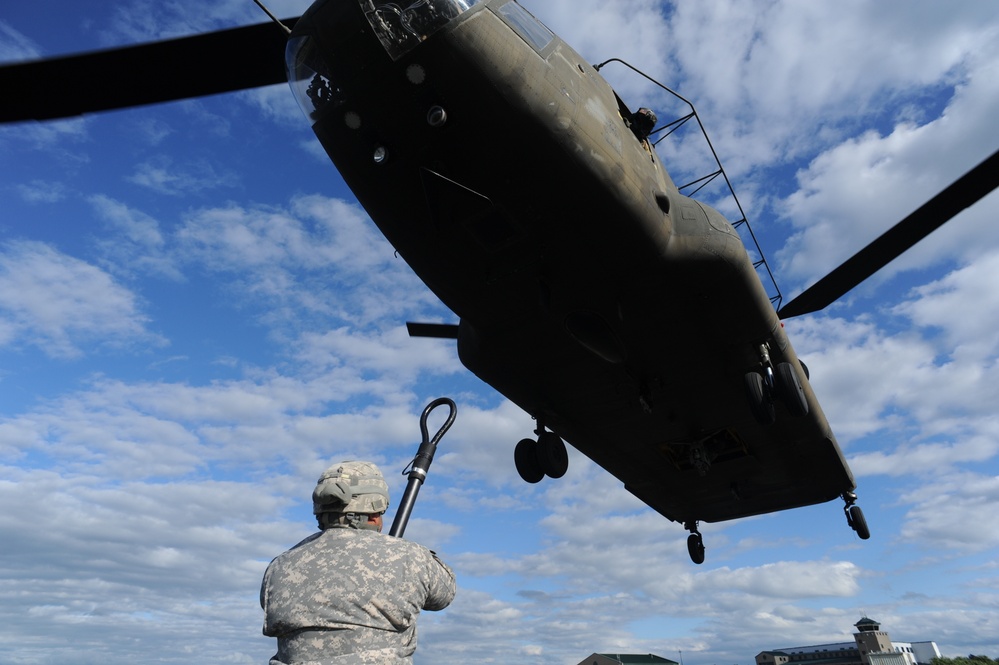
top-left (388, 397), bottom-right (457, 538)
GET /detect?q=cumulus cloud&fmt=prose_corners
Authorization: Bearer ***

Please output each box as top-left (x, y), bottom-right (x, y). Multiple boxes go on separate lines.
top-left (100, 0), bottom-right (278, 44)
top-left (3, 1), bottom-right (999, 663)
top-left (702, 561), bottom-right (861, 598)
top-left (174, 194), bottom-right (441, 331)
top-left (89, 194), bottom-right (184, 280)
top-left (774, 27), bottom-right (999, 290)
top-left (0, 115), bottom-right (92, 150)
top-left (0, 466), bottom-right (287, 663)
top-left (0, 19), bottom-right (41, 61)
top-left (0, 240), bottom-right (163, 358)
top-left (127, 156), bottom-right (240, 196)
top-left (894, 249), bottom-right (999, 364)
top-left (897, 472), bottom-right (999, 553)
top-left (241, 83), bottom-right (305, 128)
top-left (16, 179), bottom-right (69, 203)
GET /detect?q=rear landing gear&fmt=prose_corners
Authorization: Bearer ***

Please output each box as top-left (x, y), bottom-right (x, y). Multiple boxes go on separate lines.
top-left (514, 438), bottom-right (544, 484)
top-left (842, 491), bottom-right (871, 540)
top-left (744, 370), bottom-right (775, 425)
top-left (514, 429), bottom-right (568, 484)
top-left (775, 361), bottom-right (808, 417)
top-left (685, 521), bottom-right (705, 564)
top-left (744, 344), bottom-right (809, 425)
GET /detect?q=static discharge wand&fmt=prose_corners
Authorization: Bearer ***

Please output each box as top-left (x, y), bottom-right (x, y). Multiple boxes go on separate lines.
top-left (389, 397), bottom-right (457, 538)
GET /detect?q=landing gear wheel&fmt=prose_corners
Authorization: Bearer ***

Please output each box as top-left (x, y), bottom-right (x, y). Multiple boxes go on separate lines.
top-left (842, 491), bottom-right (871, 540)
top-left (687, 533), bottom-right (705, 565)
top-left (744, 371), bottom-right (775, 425)
top-left (536, 431), bottom-right (568, 479)
top-left (848, 505), bottom-right (871, 540)
top-left (775, 361), bottom-right (809, 417)
top-left (515, 438), bottom-right (544, 484)
top-left (684, 521), bottom-right (705, 564)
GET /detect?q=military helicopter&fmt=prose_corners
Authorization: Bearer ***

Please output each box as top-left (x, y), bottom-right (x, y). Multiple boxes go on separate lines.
top-left (3, 0), bottom-right (997, 564)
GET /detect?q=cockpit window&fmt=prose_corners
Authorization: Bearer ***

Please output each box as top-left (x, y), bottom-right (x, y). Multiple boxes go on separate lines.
top-left (286, 35), bottom-right (340, 126)
top-left (285, 1), bottom-right (482, 125)
top-left (496, 2), bottom-right (553, 52)
top-left (361, 0), bottom-right (482, 61)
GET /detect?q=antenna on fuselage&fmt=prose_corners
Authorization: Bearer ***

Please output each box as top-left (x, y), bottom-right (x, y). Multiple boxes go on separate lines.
top-left (252, 0), bottom-right (293, 34)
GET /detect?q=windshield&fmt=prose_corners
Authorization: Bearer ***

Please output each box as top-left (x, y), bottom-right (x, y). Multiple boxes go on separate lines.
top-left (361, 0), bottom-right (481, 60)
top-left (286, 0), bottom-right (482, 125)
top-left (286, 34), bottom-right (341, 126)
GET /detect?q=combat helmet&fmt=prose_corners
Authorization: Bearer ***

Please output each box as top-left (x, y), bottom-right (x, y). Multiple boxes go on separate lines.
top-left (313, 461), bottom-right (390, 527)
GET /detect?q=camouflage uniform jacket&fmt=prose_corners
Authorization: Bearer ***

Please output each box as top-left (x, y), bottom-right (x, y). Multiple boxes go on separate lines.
top-left (261, 526), bottom-right (456, 665)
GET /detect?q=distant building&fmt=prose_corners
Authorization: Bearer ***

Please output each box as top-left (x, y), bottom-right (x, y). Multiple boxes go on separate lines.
top-left (577, 654), bottom-right (680, 665)
top-left (756, 617), bottom-right (942, 665)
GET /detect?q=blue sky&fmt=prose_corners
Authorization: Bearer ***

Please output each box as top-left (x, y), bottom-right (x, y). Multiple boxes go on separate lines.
top-left (2, 1), bottom-right (999, 664)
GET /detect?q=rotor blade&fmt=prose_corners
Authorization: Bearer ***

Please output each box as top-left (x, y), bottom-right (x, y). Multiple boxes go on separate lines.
top-left (0, 18), bottom-right (298, 123)
top-left (407, 323), bottom-right (460, 339)
top-left (778, 148), bottom-right (999, 319)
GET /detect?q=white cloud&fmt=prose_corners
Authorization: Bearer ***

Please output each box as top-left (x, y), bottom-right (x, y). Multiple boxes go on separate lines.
top-left (524, 0), bottom-right (672, 79)
top-left (659, 1), bottom-right (999, 169)
top-left (90, 195), bottom-right (166, 248)
top-left (127, 156), bottom-right (240, 196)
top-left (129, 116), bottom-right (175, 146)
top-left (293, 325), bottom-right (461, 384)
top-left (774, 29), bottom-right (999, 289)
top-left (89, 194), bottom-right (184, 280)
top-left (0, 466), bottom-right (287, 663)
top-left (241, 84), bottom-right (305, 128)
top-left (101, 0), bottom-right (284, 43)
top-left (894, 249), bottom-right (999, 364)
top-left (783, 316), bottom-right (936, 442)
top-left (0, 240), bottom-right (163, 358)
top-left (4, 1), bottom-right (999, 663)
top-left (176, 197), bottom-right (377, 274)
top-left (897, 472), bottom-right (999, 553)
top-left (16, 179), bottom-right (68, 203)
top-left (0, 116), bottom-right (92, 150)
top-left (0, 19), bottom-right (41, 61)
top-left (702, 560), bottom-right (861, 598)
top-left (174, 194), bottom-right (439, 329)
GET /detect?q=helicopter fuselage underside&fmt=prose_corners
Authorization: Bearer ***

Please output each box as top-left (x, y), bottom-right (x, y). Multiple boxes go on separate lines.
top-left (297, 0), bottom-right (855, 526)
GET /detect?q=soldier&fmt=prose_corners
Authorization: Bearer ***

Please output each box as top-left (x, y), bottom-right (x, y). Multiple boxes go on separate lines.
top-left (261, 461), bottom-right (456, 664)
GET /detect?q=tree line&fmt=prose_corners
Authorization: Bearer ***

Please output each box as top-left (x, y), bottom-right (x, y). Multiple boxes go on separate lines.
top-left (931, 657), bottom-right (998, 665)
